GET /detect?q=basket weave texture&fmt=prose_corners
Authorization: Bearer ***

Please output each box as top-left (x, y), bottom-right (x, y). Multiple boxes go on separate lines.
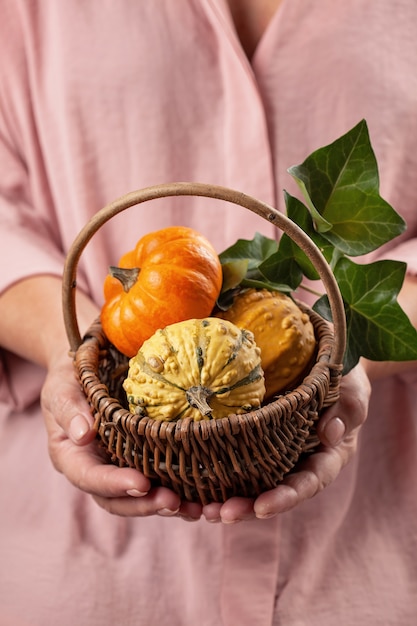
top-left (63, 183), bottom-right (345, 505)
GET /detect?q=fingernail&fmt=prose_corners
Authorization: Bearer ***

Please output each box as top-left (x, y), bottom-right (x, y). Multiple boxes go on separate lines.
top-left (256, 512), bottom-right (277, 520)
top-left (69, 415), bottom-right (90, 442)
top-left (157, 508), bottom-right (180, 517)
top-left (126, 489), bottom-right (148, 497)
top-left (324, 417), bottom-right (346, 446)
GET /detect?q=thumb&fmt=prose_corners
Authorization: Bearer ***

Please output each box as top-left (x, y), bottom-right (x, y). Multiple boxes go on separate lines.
top-left (68, 412), bottom-right (95, 445)
top-left (41, 357), bottom-right (95, 446)
top-left (316, 362), bottom-right (371, 448)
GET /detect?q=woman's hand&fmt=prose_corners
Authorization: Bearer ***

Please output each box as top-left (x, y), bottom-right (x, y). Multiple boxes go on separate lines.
top-left (202, 362), bottom-right (371, 523)
top-left (41, 349), bottom-right (206, 518)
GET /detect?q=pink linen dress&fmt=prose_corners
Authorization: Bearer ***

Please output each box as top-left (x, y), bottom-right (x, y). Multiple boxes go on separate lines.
top-left (0, 2), bottom-right (416, 625)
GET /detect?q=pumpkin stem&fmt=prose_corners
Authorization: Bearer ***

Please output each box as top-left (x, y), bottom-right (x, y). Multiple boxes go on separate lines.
top-left (186, 386), bottom-right (214, 417)
top-left (109, 266), bottom-right (140, 292)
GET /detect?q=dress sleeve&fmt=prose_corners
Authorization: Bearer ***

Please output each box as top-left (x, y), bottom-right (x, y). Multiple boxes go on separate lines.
top-left (0, 123), bottom-right (65, 297)
top-left (0, 102), bottom-right (66, 410)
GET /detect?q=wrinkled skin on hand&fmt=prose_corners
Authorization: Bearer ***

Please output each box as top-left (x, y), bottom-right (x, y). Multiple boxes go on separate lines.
top-left (41, 354), bottom-right (370, 523)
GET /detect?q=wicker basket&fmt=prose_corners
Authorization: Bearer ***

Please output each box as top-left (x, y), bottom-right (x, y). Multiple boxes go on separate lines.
top-left (62, 182), bottom-right (346, 505)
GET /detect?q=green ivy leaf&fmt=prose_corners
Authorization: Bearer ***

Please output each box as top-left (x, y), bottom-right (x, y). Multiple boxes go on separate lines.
top-left (221, 259), bottom-right (249, 292)
top-left (217, 233), bottom-right (291, 309)
top-left (219, 231), bottom-right (278, 268)
top-left (288, 119), bottom-right (406, 256)
top-left (218, 121), bottom-right (417, 372)
top-left (278, 192), bottom-right (336, 279)
top-left (257, 249), bottom-right (302, 291)
top-left (314, 258), bottom-right (417, 373)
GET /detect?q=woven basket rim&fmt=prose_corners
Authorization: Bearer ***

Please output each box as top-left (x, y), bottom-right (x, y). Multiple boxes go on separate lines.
top-left (75, 301), bottom-right (342, 435)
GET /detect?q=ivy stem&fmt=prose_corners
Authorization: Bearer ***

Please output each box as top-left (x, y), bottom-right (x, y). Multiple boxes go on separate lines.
top-left (109, 266), bottom-right (140, 292)
top-left (297, 282), bottom-right (324, 298)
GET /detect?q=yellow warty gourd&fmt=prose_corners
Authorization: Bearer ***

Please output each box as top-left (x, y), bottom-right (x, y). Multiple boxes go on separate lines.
top-left (216, 289), bottom-right (316, 398)
top-left (123, 317), bottom-right (266, 421)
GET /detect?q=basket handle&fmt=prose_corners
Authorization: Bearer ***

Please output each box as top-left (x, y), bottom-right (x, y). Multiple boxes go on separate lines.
top-left (62, 182), bottom-right (346, 364)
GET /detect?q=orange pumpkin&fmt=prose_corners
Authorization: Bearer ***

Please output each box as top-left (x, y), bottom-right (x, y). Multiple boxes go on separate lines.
top-left (101, 226), bottom-right (223, 357)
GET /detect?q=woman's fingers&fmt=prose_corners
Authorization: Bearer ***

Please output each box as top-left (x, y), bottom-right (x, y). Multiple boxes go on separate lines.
top-left (41, 358), bottom-right (96, 445)
top-left (202, 436), bottom-right (355, 522)
top-left (317, 361), bottom-right (371, 446)
top-left (253, 435), bottom-right (357, 519)
top-left (41, 354), bottom-right (201, 517)
top-left (203, 364), bottom-right (370, 523)
top-left (252, 364), bottom-right (370, 520)
top-left (93, 487), bottom-right (183, 517)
